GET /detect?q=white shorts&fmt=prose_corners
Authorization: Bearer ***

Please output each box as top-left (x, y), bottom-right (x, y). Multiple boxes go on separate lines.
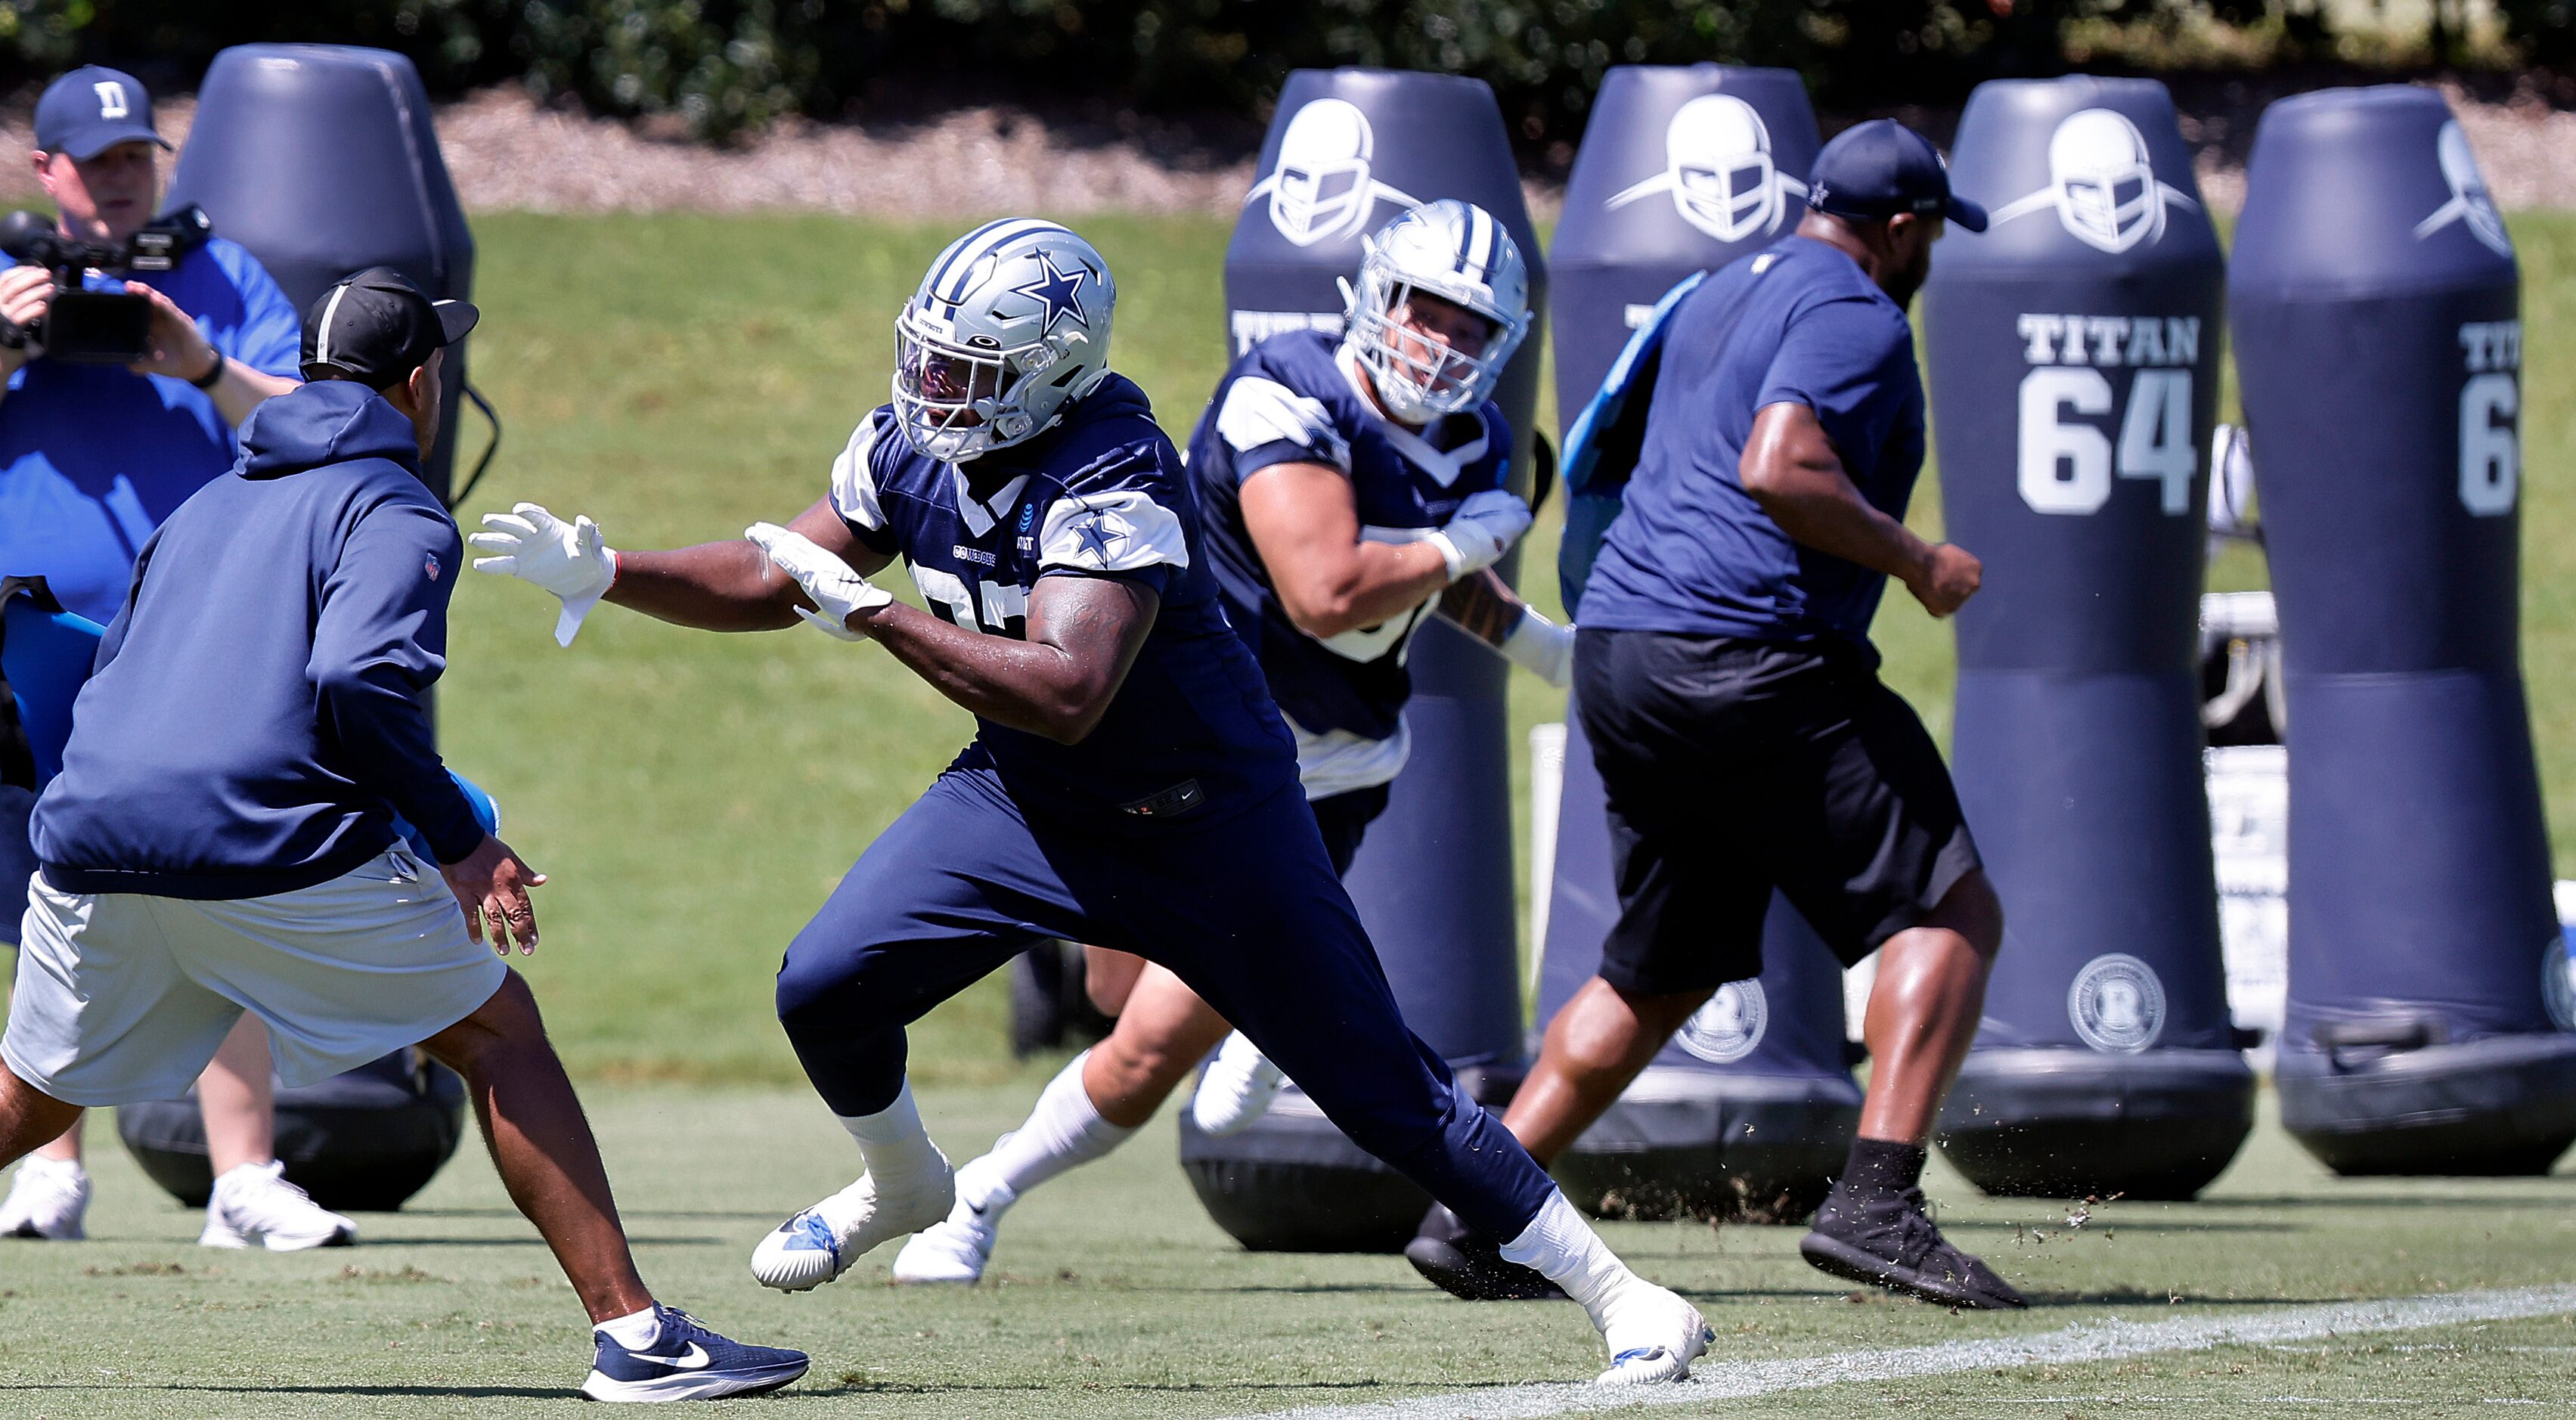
top-left (3, 847), bottom-right (508, 1108)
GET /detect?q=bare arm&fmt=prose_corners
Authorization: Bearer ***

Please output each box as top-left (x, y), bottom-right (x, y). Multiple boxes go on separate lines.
top-left (1238, 461), bottom-right (1451, 639)
top-left (608, 497), bottom-right (894, 632)
top-left (126, 280), bottom-right (297, 426)
top-left (845, 573), bottom-right (1158, 744)
top-left (1738, 401), bottom-right (1981, 617)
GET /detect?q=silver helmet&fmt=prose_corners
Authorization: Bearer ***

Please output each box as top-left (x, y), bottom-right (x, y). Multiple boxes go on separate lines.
top-left (1345, 199), bottom-right (1531, 423)
top-left (894, 219), bottom-right (1117, 462)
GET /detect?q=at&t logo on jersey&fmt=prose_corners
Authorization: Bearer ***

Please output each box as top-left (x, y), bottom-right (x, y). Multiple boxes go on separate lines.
top-left (1675, 981), bottom-right (1768, 1065)
top-left (1989, 109), bottom-right (2197, 256)
top-left (1243, 99), bottom-right (1420, 249)
top-left (1604, 94), bottom-right (1806, 245)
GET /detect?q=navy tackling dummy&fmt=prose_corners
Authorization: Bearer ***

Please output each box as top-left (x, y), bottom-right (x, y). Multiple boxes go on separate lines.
top-left (890, 200), bottom-right (1579, 1290)
top-left (472, 219), bottom-right (1707, 1385)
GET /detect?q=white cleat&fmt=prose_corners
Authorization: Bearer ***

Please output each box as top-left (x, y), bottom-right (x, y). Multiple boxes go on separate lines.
top-left (1190, 1031), bottom-right (1287, 1138)
top-left (0, 1156), bottom-right (90, 1241)
top-left (751, 1153), bottom-right (954, 1293)
top-left (890, 1171), bottom-right (1012, 1285)
top-left (199, 1161), bottom-right (357, 1251)
top-left (1594, 1286), bottom-right (1711, 1387)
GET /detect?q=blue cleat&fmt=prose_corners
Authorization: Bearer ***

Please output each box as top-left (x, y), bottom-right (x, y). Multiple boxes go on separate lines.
top-left (580, 1304), bottom-right (808, 1403)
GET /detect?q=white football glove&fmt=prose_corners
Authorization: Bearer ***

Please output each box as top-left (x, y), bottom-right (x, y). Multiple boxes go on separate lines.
top-left (1426, 488), bottom-right (1533, 582)
top-left (743, 522), bottom-right (892, 641)
top-left (1501, 606), bottom-right (1575, 687)
top-left (469, 502), bottom-right (618, 646)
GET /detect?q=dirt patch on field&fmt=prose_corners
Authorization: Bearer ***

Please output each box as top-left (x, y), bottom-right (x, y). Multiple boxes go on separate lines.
top-left (0, 77), bottom-right (2563, 219)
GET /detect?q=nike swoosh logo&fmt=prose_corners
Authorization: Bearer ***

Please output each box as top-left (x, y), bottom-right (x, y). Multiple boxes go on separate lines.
top-left (631, 1342), bottom-right (711, 1371)
top-left (966, 1201), bottom-right (990, 1217)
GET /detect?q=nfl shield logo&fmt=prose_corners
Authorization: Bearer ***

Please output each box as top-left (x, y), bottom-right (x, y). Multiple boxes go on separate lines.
top-left (424, 553), bottom-right (442, 581)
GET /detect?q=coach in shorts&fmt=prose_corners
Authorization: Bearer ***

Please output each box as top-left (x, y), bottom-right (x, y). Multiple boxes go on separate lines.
top-left (1447, 121), bottom-right (2020, 1310)
top-left (0, 268), bottom-right (802, 1398)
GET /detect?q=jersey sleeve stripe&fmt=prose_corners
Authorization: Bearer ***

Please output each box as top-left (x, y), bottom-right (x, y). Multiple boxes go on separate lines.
top-left (1037, 489), bottom-right (1191, 575)
top-left (1215, 376), bottom-right (1352, 470)
top-left (828, 411), bottom-right (890, 531)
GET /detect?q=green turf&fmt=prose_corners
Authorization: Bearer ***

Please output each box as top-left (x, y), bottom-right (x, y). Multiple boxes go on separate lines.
top-left (0, 1081), bottom-right (2571, 1415)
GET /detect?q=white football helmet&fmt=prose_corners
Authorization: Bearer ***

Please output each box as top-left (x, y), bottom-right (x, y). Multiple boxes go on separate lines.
top-left (893, 219), bottom-right (1117, 462)
top-left (2048, 109), bottom-right (2162, 253)
top-left (1668, 95), bottom-right (1786, 243)
top-left (1345, 199), bottom-right (1532, 423)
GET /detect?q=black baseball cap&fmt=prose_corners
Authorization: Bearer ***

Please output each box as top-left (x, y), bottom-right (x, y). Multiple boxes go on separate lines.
top-left (34, 67), bottom-right (169, 160)
top-left (301, 267), bottom-right (478, 386)
top-left (1807, 119), bottom-right (1988, 233)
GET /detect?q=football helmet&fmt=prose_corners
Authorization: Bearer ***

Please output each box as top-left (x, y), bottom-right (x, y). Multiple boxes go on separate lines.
top-left (893, 219), bottom-right (1117, 461)
top-left (1345, 199), bottom-right (1531, 423)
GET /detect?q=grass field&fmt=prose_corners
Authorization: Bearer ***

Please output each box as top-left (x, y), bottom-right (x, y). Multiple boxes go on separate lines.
top-left (6, 1083), bottom-right (2576, 1416)
top-left (10, 207), bottom-right (2576, 1412)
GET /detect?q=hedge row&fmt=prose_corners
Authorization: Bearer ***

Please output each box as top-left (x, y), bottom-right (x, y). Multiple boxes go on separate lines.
top-left (7, 0), bottom-right (2556, 142)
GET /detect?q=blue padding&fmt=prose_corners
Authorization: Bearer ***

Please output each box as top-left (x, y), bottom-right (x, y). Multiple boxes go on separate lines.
top-left (393, 771), bottom-right (500, 863)
top-left (2, 597), bottom-right (105, 785)
top-left (1555, 271), bottom-right (1703, 614)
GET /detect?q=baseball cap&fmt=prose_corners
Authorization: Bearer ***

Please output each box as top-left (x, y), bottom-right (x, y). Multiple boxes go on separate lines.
top-left (301, 266), bottom-right (479, 386)
top-left (1807, 119), bottom-right (1988, 233)
top-left (35, 66), bottom-right (169, 160)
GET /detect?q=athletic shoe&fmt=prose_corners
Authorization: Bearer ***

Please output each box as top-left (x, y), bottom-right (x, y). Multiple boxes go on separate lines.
top-left (891, 1163), bottom-right (1012, 1285)
top-left (1403, 1203), bottom-right (1566, 1301)
top-left (1593, 1283), bottom-right (1712, 1386)
top-left (0, 1155), bottom-right (89, 1240)
top-left (1799, 1183), bottom-right (2026, 1309)
top-left (1189, 1031), bottom-right (1285, 1138)
top-left (750, 1152), bottom-right (954, 1292)
top-left (581, 1304), bottom-right (809, 1403)
top-left (198, 1160), bottom-right (357, 1251)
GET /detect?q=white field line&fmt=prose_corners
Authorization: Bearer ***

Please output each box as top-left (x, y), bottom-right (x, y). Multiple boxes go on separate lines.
top-left (1230, 1282), bottom-right (2576, 1420)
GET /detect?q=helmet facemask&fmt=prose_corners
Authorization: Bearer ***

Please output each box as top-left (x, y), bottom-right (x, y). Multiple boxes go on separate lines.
top-left (2061, 163), bottom-right (2158, 252)
top-left (1351, 279), bottom-right (1519, 423)
top-left (1675, 152), bottom-right (1778, 244)
top-left (892, 306), bottom-right (1048, 462)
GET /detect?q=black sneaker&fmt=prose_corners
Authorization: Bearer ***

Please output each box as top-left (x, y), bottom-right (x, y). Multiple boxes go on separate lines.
top-left (1799, 1185), bottom-right (2026, 1310)
top-left (1403, 1204), bottom-right (1567, 1301)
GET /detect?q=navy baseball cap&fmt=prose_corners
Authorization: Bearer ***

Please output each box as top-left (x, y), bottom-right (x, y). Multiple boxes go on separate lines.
top-left (1807, 119), bottom-right (1987, 233)
top-left (302, 267), bottom-right (478, 386)
top-left (34, 67), bottom-right (168, 160)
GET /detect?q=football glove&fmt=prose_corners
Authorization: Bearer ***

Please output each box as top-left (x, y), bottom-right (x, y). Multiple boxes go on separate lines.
top-left (1427, 489), bottom-right (1533, 582)
top-left (470, 502), bottom-right (617, 646)
top-left (1501, 606), bottom-right (1575, 687)
top-left (744, 522), bottom-right (892, 641)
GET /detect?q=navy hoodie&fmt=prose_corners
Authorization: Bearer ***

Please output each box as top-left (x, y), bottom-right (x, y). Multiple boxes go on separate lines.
top-left (33, 379), bottom-right (484, 899)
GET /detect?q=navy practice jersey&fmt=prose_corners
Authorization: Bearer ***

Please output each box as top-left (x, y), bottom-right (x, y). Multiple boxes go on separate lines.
top-left (1580, 237), bottom-right (1927, 651)
top-left (1190, 330), bottom-right (1510, 744)
top-left (830, 374), bottom-right (1297, 832)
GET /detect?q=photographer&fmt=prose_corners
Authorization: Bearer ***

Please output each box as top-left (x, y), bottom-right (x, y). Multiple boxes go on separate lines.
top-left (0, 66), bottom-right (327, 1251)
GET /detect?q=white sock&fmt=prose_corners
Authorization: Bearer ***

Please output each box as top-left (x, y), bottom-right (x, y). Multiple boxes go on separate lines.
top-left (832, 1079), bottom-right (945, 1191)
top-left (594, 1303), bottom-right (661, 1349)
top-left (968, 1050), bottom-right (1136, 1212)
top-left (1499, 1190), bottom-right (1638, 1316)
top-left (20, 1155), bottom-right (85, 1181)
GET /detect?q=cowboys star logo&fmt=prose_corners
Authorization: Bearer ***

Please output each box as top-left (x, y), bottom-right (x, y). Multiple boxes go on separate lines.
top-left (1070, 513), bottom-right (1126, 565)
top-left (1011, 250), bottom-right (1090, 335)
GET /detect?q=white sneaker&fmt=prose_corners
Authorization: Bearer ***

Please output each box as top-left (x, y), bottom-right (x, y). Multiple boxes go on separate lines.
top-left (199, 1161), bottom-right (357, 1251)
top-left (750, 1149), bottom-right (953, 1293)
top-left (1190, 1031), bottom-right (1287, 1138)
top-left (0, 1156), bottom-right (89, 1240)
top-left (1593, 1282), bottom-right (1711, 1386)
top-left (891, 1161), bottom-right (1012, 1285)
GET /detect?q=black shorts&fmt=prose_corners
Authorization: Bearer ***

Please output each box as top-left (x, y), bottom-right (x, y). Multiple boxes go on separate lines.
top-left (1310, 782), bottom-right (1391, 878)
top-left (1573, 627), bottom-right (1982, 997)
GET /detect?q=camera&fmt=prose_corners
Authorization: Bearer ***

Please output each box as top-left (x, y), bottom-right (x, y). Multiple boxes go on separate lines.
top-left (0, 204), bottom-right (212, 365)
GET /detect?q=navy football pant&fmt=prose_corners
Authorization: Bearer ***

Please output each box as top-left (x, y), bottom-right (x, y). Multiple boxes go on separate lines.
top-left (774, 762), bottom-right (1557, 1242)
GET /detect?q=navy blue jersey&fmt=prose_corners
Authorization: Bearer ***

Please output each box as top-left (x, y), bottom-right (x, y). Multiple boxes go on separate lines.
top-left (831, 374), bottom-right (1297, 832)
top-left (1580, 237), bottom-right (1926, 650)
top-left (1190, 331), bottom-right (1509, 746)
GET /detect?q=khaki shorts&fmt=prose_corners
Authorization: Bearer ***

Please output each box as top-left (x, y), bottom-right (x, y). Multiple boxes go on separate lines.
top-left (3, 847), bottom-right (507, 1108)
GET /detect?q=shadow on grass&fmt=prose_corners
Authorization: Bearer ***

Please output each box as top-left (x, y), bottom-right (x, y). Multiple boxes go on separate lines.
top-left (0, 1383), bottom-right (570, 1400)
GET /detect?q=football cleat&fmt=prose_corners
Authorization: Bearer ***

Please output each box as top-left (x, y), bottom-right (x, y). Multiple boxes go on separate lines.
top-left (1593, 1286), bottom-right (1712, 1387)
top-left (198, 1161), bottom-right (355, 1251)
top-left (1189, 1032), bottom-right (1287, 1138)
top-left (0, 1155), bottom-right (89, 1241)
top-left (581, 1304), bottom-right (808, 1403)
top-left (751, 1156), bottom-right (953, 1292)
top-left (891, 1166), bottom-right (1012, 1285)
top-left (1403, 1203), bottom-right (1565, 1301)
top-left (1799, 1183), bottom-right (2026, 1310)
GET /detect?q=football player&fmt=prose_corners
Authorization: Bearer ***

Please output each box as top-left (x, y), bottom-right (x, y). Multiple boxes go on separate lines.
top-left (891, 200), bottom-right (1576, 1289)
top-left (473, 219), bottom-right (1706, 1385)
